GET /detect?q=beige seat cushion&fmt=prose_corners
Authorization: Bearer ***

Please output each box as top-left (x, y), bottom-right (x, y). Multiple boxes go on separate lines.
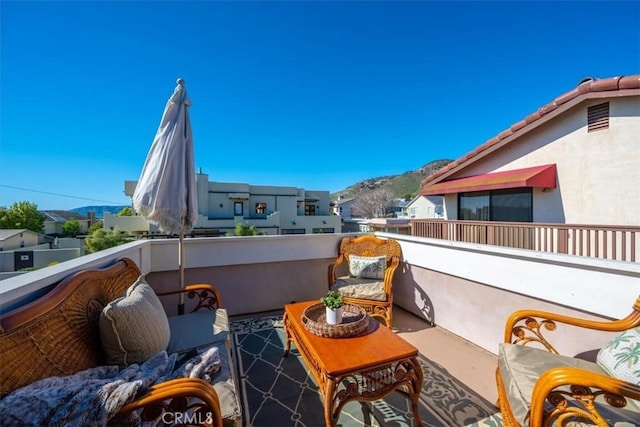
top-left (99, 276), bottom-right (170, 366)
top-left (499, 343), bottom-right (640, 426)
top-left (211, 342), bottom-right (242, 426)
top-left (167, 309), bottom-right (229, 354)
top-left (166, 309), bottom-right (240, 426)
top-left (332, 277), bottom-right (386, 301)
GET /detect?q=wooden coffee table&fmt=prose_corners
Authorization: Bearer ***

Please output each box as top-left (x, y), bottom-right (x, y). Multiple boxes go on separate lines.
top-left (283, 301), bottom-right (424, 427)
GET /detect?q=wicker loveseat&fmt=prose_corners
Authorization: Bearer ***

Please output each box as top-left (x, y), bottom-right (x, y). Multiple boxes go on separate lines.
top-left (0, 258), bottom-right (241, 427)
top-left (497, 294), bottom-right (640, 426)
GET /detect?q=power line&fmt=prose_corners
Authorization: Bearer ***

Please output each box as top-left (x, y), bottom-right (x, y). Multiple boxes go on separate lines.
top-left (0, 185), bottom-right (128, 205)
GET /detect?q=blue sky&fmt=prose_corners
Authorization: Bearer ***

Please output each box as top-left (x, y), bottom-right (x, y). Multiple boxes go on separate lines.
top-left (1, 1), bottom-right (639, 211)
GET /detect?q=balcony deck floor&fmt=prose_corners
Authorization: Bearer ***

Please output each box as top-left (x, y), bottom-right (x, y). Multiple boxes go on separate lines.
top-left (230, 304), bottom-right (499, 405)
top-left (391, 306), bottom-right (498, 405)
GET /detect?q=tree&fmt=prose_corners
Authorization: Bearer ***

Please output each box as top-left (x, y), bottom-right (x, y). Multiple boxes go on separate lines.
top-left (87, 220), bottom-right (104, 234)
top-left (62, 219), bottom-right (82, 237)
top-left (0, 201), bottom-right (45, 233)
top-left (351, 188), bottom-right (395, 219)
top-left (229, 222), bottom-right (264, 236)
top-left (117, 207), bottom-right (133, 216)
top-left (84, 227), bottom-right (133, 253)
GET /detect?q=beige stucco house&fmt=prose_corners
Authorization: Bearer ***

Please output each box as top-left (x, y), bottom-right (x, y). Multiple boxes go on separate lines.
top-left (0, 229), bottom-right (40, 251)
top-left (41, 211), bottom-right (91, 236)
top-left (106, 172), bottom-right (341, 235)
top-left (0, 229), bottom-right (84, 273)
top-left (400, 195), bottom-right (443, 219)
top-left (420, 74), bottom-right (640, 226)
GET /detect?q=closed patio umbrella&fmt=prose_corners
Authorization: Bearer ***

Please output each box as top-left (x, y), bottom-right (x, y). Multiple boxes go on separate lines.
top-left (133, 78), bottom-right (198, 314)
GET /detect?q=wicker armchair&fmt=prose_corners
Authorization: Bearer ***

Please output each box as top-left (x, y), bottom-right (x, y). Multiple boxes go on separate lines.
top-left (327, 235), bottom-right (401, 327)
top-left (496, 295), bottom-right (640, 426)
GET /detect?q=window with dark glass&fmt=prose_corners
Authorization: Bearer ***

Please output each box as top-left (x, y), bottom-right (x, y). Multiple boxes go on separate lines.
top-left (312, 228), bottom-right (335, 234)
top-left (459, 188), bottom-right (532, 222)
top-left (305, 204), bottom-right (316, 216)
top-left (281, 228), bottom-right (305, 235)
top-left (255, 203), bottom-right (267, 214)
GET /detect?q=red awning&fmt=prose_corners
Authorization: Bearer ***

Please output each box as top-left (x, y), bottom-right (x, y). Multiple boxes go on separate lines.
top-left (420, 164), bottom-right (557, 196)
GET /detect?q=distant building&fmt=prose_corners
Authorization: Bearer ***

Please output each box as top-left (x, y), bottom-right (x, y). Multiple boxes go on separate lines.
top-left (40, 210), bottom-right (92, 236)
top-left (400, 195), bottom-right (443, 219)
top-left (0, 229), bottom-right (82, 273)
top-left (362, 218), bottom-right (412, 235)
top-left (106, 172), bottom-right (341, 235)
top-left (388, 199), bottom-right (410, 218)
top-left (332, 196), bottom-right (356, 220)
top-left (0, 229), bottom-right (40, 251)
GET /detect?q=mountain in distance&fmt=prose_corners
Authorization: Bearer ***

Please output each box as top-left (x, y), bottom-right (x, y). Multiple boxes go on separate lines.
top-left (331, 159), bottom-right (453, 201)
top-left (69, 205), bottom-right (129, 220)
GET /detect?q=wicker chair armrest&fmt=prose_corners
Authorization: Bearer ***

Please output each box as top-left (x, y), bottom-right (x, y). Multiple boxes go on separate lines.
top-left (382, 256), bottom-right (400, 293)
top-left (117, 378), bottom-right (223, 427)
top-left (503, 307), bottom-right (640, 354)
top-left (529, 367), bottom-right (640, 427)
top-left (384, 256), bottom-right (400, 275)
top-left (156, 284), bottom-right (223, 311)
top-left (327, 254), bottom-right (345, 286)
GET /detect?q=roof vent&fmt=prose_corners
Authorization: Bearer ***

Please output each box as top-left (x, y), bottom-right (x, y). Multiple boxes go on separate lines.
top-left (579, 77), bottom-right (595, 85)
top-left (588, 102), bottom-right (609, 132)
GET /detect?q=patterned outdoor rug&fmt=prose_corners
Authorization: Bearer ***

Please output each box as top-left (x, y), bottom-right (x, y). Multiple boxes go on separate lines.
top-left (230, 315), bottom-right (500, 427)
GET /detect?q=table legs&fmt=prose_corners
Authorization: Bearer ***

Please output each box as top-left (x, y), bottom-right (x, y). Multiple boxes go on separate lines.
top-left (323, 359), bottom-right (424, 427)
top-left (282, 312), bottom-right (291, 356)
top-left (283, 312), bottom-right (424, 426)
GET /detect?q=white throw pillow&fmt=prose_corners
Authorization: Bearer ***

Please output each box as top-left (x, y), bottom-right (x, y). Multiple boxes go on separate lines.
top-left (348, 255), bottom-right (387, 279)
top-left (596, 327), bottom-right (640, 385)
top-left (99, 276), bottom-right (171, 366)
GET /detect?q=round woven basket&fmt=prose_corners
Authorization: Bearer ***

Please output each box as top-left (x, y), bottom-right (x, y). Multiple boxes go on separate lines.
top-left (301, 303), bottom-right (369, 338)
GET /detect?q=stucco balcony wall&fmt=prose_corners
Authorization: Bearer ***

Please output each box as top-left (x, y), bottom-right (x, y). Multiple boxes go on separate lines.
top-left (385, 232), bottom-right (640, 356)
top-left (1, 232), bottom-right (637, 359)
top-left (143, 234), bottom-right (344, 317)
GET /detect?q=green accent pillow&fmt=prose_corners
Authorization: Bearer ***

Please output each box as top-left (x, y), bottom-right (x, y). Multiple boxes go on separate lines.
top-left (596, 327), bottom-right (640, 385)
top-left (99, 276), bottom-right (171, 366)
top-left (348, 255), bottom-right (387, 279)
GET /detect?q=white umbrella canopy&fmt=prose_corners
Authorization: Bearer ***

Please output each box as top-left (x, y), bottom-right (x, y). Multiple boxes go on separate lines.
top-left (133, 78), bottom-right (198, 314)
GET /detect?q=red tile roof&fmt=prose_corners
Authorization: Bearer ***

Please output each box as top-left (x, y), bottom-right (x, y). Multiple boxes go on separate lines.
top-left (420, 74), bottom-right (640, 188)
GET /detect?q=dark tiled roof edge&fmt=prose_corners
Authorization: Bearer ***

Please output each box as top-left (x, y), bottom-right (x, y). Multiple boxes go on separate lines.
top-left (421, 74), bottom-right (640, 187)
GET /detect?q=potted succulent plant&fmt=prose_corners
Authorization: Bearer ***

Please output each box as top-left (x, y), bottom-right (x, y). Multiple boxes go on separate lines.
top-left (321, 290), bottom-right (344, 325)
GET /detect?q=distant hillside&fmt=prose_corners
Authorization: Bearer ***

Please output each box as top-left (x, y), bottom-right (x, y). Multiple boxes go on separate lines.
top-left (331, 159), bottom-right (453, 201)
top-left (70, 205), bottom-right (129, 220)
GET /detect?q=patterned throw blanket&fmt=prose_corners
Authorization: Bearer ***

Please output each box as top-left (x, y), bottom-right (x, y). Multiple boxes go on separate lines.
top-left (0, 346), bottom-right (221, 427)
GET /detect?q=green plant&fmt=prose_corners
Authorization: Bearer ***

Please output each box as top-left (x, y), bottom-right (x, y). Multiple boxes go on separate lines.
top-left (0, 201), bottom-right (45, 233)
top-left (230, 222), bottom-right (265, 236)
top-left (321, 290), bottom-right (343, 309)
top-left (84, 227), bottom-right (133, 253)
top-left (62, 219), bottom-right (82, 237)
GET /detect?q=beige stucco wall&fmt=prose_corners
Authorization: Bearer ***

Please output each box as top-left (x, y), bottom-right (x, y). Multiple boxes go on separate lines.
top-left (103, 212), bottom-right (154, 233)
top-left (405, 195), bottom-right (443, 219)
top-left (387, 232), bottom-right (640, 356)
top-left (442, 96), bottom-right (640, 225)
top-left (0, 231), bottom-right (39, 251)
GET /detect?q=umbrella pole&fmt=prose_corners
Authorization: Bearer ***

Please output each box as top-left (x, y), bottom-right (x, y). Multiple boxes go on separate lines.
top-left (178, 231), bottom-right (185, 315)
